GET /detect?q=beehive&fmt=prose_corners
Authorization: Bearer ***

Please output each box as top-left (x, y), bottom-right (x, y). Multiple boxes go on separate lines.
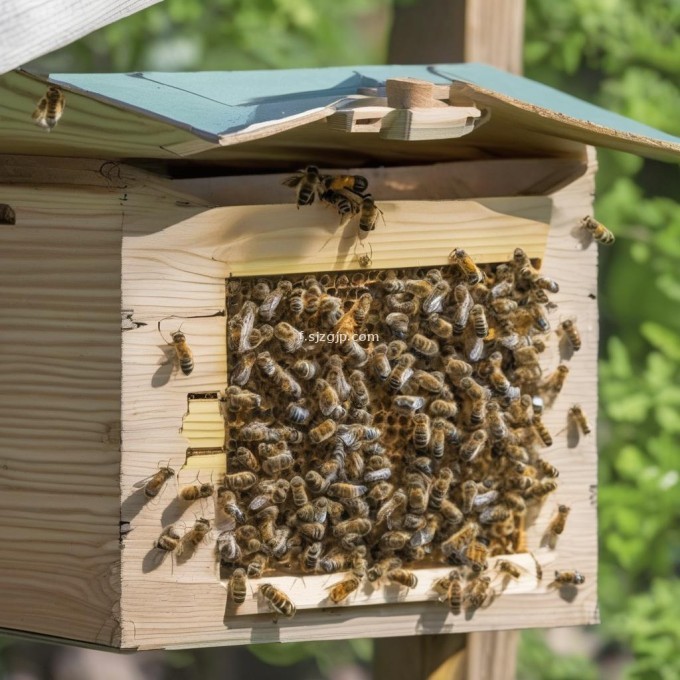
top-left (0, 64), bottom-right (678, 651)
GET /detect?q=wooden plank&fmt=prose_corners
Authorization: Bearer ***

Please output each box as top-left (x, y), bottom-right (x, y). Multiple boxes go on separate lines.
top-left (120, 153), bottom-right (598, 649)
top-left (463, 0), bottom-right (526, 75)
top-left (173, 158), bottom-right (587, 207)
top-left (0, 160), bottom-right (210, 647)
top-left (0, 176), bottom-right (123, 646)
top-left (466, 630), bottom-right (520, 680)
top-left (1, 0), bottom-right (162, 75)
top-left (374, 634), bottom-right (467, 680)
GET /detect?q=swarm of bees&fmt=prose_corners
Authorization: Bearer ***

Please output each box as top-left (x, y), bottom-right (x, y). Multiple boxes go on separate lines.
top-left (283, 166), bottom-right (381, 231)
top-left (148, 247), bottom-right (588, 619)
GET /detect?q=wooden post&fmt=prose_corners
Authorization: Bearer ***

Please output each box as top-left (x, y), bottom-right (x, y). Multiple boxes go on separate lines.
top-left (389, 0), bottom-right (525, 76)
top-left (383, 0), bottom-right (526, 677)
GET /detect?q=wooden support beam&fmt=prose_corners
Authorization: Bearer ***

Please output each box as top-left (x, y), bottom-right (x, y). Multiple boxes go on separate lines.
top-left (374, 635), bottom-right (467, 680)
top-left (388, 0), bottom-right (526, 75)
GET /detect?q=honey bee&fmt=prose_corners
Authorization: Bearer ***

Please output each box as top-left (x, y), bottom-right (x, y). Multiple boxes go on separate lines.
top-left (429, 418), bottom-right (450, 458)
top-left (451, 248), bottom-right (482, 284)
top-left (217, 488), bottom-right (246, 525)
top-left (512, 247), bottom-right (531, 270)
top-left (178, 518), bottom-right (211, 557)
top-left (380, 531), bottom-right (411, 550)
top-left (301, 541), bottom-right (323, 572)
top-left (525, 479), bottom-right (558, 499)
top-left (32, 86), bottom-right (65, 131)
top-left (429, 399), bottom-right (458, 419)
top-left (309, 418), bottom-right (338, 444)
top-left (170, 331), bottom-right (194, 376)
top-left (273, 321), bottom-right (304, 353)
top-left (155, 525), bottom-right (180, 552)
top-left (283, 165), bottom-right (324, 207)
top-left (410, 333), bottom-right (439, 358)
top-left (412, 413), bottom-right (431, 450)
top-left (314, 378), bottom-right (342, 417)
top-left (469, 304), bottom-right (489, 338)
top-left (386, 312), bottom-right (410, 339)
top-left (445, 358), bottom-right (473, 385)
top-left (392, 395), bottom-right (426, 413)
top-left (347, 370), bottom-right (370, 409)
top-left (387, 569), bottom-right (418, 588)
top-left (435, 569), bottom-right (464, 614)
top-left (545, 504), bottom-right (571, 548)
top-left (217, 530), bottom-right (242, 565)
top-left (367, 481), bottom-right (395, 504)
top-left (367, 557), bottom-right (402, 582)
top-left (537, 459), bottom-right (559, 478)
top-left (386, 339), bottom-right (408, 360)
top-left (244, 553), bottom-right (268, 579)
top-left (460, 430), bottom-right (488, 462)
top-left (292, 358), bottom-right (319, 381)
top-left (223, 471), bottom-right (258, 491)
top-left (232, 446), bottom-right (260, 472)
top-left (478, 505), bottom-right (511, 525)
top-left (422, 280), bottom-right (451, 316)
top-left (224, 385), bottom-right (262, 412)
top-left (230, 352), bottom-right (256, 386)
top-left (138, 464), bottom-right (175, 499)
top-left (328, 482), bottom-right (367, 499)
top-left (388, 353), bottom-right (416, 391)
top-left (321, 186), bottom-right (362, 217)
top-left (552, 570), bottom-right (586, 586)
top-left (464, 575), bottom-right (492, 611)
top-left (323, 173), bottom-right (369, 194)
top-left (568, 405), bottom-right (591, 435)
top-left (427, 314), bottom-right (453, 339)
top-left (429, 468), bottom-right (454, 510)
top-left (542, 365), bottom-right (569, 401)
top-left (410, 514), bottom-right (440, 547)
top-left (440, 521), bottom-right (478, 558)
top-left (328, 575), bottom-right (362, 603)
top-left (259, 583), bottom-right (296, 619)
top-left (465, 538), bottom-right (490, 572)
top-left (533, 416), bottom-right (553, 447)
top-left (358, 194), bottom-right (383, 232)
top-left (460, 480), bottom-right (477, 513)
top-left (581, 216), bottom-right (615, 245)
top-left (490, 298), bottom-right (518, 316)
top-left (333, 518), bottom-right (372, 537)
top-left (228, 568), bottom-right (247, 606)
top-left (260, 452), bottom-right (295, 481)
top-left (496, 560), bottom-right (522, 580)
top-left (298, 522), bottom-right (326, 541)
top-left (179, 482), bottom-right (215, 502)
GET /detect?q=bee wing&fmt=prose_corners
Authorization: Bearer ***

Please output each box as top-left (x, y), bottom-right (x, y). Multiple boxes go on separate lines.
top-left (282, 175), bottom-right (302, 188)
top-left (133, 473), bottom-right (155, 488)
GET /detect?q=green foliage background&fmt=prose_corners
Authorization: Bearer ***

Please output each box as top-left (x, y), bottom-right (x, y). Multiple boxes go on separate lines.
top-left (15, 1), bottom-right (679, 678)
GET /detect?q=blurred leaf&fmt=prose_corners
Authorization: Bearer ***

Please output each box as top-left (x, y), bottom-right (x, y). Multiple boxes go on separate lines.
top-left (613, 445), bottom-right (647, 480)
top-left (640, 322), bottom-right (680, 360)
top-left (606, 392), bottom-right (651, 422)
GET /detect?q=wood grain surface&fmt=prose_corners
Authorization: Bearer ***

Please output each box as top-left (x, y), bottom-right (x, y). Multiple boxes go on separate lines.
top-left (119, 153), bottom-right (598, 649)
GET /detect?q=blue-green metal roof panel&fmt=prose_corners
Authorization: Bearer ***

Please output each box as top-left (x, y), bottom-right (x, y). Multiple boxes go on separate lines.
top-left (46, 63), bottom-right (680, 153)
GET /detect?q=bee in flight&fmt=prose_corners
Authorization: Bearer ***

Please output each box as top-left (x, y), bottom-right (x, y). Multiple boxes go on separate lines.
top-left (32, 86), bottom-right (65, 131)
top-left (581, 216), bottom-right (614, 245)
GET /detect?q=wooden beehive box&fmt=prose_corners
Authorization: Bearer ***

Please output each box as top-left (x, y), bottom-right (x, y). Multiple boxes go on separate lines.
top-left (0, 64), bottom-right (678, 651)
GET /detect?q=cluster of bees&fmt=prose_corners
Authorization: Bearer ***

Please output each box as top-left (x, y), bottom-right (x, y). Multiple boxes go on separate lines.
top-left (145, 246), bottom-right (591, 619)
top-left (138, 167), bottom-right (612, 620)
top-left (283, 166), bottom-right (381, 232)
